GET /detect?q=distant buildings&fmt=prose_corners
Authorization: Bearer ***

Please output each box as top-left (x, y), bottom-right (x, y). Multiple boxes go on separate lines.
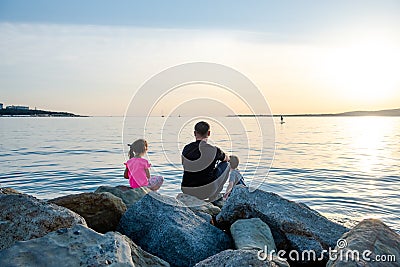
top-left (0, 102), bottom-right (31, 110)
top-left (5, 105), bottom-right (29, 110)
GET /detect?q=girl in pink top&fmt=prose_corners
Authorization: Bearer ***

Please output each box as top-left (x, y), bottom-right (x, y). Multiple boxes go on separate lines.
top-left (124, 139), bottom-right (163, 191)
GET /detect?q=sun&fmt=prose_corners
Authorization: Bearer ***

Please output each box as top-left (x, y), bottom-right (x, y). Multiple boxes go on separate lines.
top-left (320, 36), bottom-right (400, 103)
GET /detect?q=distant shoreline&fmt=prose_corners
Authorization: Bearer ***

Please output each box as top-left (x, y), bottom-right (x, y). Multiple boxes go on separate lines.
top-left (1, 107), bottom-right (399, 118)
top-left (0, 109), bottom-right (86, 117)
top-left (228, 108), bottom-right (400, 117)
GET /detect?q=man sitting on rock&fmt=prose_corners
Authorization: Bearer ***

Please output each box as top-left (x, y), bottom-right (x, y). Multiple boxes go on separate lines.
top-left (181, 121), bottom-right (230, 201)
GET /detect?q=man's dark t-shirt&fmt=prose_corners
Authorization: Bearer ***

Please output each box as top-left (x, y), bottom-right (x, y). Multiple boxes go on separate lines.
top-left (181, 140), bottom-right (226, 187)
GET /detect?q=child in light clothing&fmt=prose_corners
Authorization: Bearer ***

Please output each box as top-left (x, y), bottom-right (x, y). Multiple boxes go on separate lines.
top-left (223, 155), bottom-right (245, 199)
top-left (124, 139), bottom-right (163, 191)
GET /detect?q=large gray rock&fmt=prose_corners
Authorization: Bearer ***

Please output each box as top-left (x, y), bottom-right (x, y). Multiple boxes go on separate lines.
top-left (0, 224), bottom-right (169, 267)
top-left (231, 218), bottom-right (277, 251)
top-left (95, 185), bottom-right (150, 207)
top-left (194, 249), bottom-right (290, 267)
top-left (327, 219), bottom-right (400, 267)
top-left (176, 193), bottom-right (221, 216)
top-left (216, 187), bottom-right (349, 265)
top-left (117, 192), bottom-right (233, 267)
top-left (49, 192), bottom-right (127, 233)
top-left (0, 194), bottom-right (86, 250)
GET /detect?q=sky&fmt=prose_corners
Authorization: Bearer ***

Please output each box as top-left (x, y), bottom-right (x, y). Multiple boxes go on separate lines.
top-left (0, 0), bottom-right (400, 116)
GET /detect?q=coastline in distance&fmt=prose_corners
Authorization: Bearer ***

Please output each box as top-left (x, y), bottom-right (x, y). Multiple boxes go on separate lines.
top-left (228, 108), bottom-right (400, 117)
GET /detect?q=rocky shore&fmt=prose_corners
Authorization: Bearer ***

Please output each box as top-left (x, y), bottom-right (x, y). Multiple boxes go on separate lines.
top-left (0, 185), bottom-right (399, 266)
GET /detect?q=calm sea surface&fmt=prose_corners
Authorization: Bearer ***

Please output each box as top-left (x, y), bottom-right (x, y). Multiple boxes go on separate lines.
top-left (0, 116), bottom-right (399, 232)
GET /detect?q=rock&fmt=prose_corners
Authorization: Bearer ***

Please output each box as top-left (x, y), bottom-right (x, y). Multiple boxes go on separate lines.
top-left (216, 187), bottom-right (349, 265)
top-left (95, 185), bottom-right (150, 207)
top-left (0, 194), bottom-right (86, 250)
top-left (211, 193), bottom-right (225, 208)
top-left (0, 187), bottom-right (22, 195)
top-left (286, 233), bottom-right (324, 265)
top-left (194, 249), bottom-right (290, 267)
top-left (0, 224), bottom-right (169, 267)
top-left (176, 193), bottom-right (221, 216)
top-left (128, 237), bottom-right (171, 267)
top-left (117, 192), bottom-right (232, 267)
top-left (231, 218), bottom-right (277, 251)
top-left (327, 219), bottom-right (400, 267)
top-left (195, 211), bottom-right (213, 223)
top-left (49, 192), bottom-right (127, 233)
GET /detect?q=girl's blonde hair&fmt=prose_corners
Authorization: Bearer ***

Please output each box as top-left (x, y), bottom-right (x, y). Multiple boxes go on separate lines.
top-left (128, 139), bottom-right (148, 158)
top-left (229, 155), bottom-right (239, 169)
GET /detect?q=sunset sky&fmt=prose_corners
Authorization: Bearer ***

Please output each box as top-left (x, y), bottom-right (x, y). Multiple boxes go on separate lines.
top-left (0, 0), bottom-right (399, 116)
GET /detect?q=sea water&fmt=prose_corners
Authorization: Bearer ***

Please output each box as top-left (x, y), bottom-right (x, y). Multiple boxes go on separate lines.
top-left (0, 116), bottom-right (399, 231)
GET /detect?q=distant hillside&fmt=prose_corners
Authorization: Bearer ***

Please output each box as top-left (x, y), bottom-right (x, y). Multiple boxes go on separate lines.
top-left (335, 108), bottom-right (400, 116)
top-left (230, 108), bottom-right (400, 117)
top-left (284, 108), bottom-right (400, 117)
top-left (0, 108), bottom-right (84, 117)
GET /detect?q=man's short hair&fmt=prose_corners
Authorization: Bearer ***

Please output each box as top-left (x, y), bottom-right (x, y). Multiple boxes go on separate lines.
top-left (194, 121), bottom-right (210, 136)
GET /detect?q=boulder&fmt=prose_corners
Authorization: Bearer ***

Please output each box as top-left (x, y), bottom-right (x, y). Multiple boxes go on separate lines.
top-left (0, 187), bottom-right (22, 195)
top-left (49, 192), bottom-right (127, 233)
top-left (216, 187), bottom-right (349, 265)
top-left (0, 224), bottom-right (169, 267)
top-left (231, 218), bottom-right (277, 251)
top-left (0, 194), bottom-right (86, 250)
top-left (95, 185), bottom-right (150, 207)
top-left (327, 219), bottom-right (400, 267)
top-left (211, 193), bottom-right (225, 208)
top-left (117, 192), bottom-right (233, 267)
top-left (194, 249), bottom-right (290, 267)
top-left (176, 193), bottom-right (221, 216)
top-left (195, 212), bottom-right (213, 223)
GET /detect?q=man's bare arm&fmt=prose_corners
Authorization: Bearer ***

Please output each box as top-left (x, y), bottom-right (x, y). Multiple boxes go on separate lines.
top-left (224, 154), bottom-right (230, 162)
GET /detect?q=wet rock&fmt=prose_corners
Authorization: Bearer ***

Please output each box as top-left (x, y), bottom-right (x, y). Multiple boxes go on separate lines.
top-left (95, 185), bottom-right (150, 207)
top-left (0, 194), bottom-right (86, 250)
top-left (217, 187), bottom-right (348, 265)
top-left (231, 218), bottom-right (277, 251)
top-left (49, 192), bottom-right (127, 233)
top-left (0, 224), bottom-right (169, 267)
top-left (176, 193), bottom-right (221, 216)
top-left (327, 219), bottom-right (400, 267)
top-left (194, 249), bottom-right (290, 267)
top-left (118, 192), bottom-right (232, 267)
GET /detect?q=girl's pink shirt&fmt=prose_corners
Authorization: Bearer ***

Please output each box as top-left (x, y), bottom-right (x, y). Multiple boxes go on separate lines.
top-left (124, 157), bottom-right (151, 188)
